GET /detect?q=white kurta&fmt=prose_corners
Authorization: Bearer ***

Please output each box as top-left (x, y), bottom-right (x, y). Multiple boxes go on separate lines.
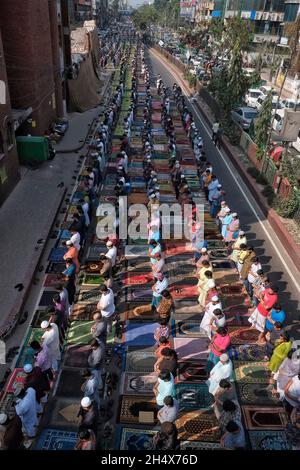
top-left (206, 361), bottom-right (233, 396)
top-left (200, 301), bottom-right (222, 339)
top-left (274, 358), bottom-right (300, 399)
top-left (15, 387), bottom-right (38, 437)
top-left (42, 323), bottom-right (61, 369)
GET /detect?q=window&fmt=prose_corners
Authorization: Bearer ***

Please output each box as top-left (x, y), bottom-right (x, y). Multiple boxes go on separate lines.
top-left (6, 122), bottom-right (14, 149)
top-left (284, 3), bottom-right (299, 22)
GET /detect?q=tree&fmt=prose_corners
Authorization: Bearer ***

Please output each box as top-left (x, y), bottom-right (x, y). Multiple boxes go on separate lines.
top-left (254, 91), bottom-right (273, 157)
top-left (223, 17), bottom-right (254, 51)
top-left (227, 40), bottom-right (247, 112)
top-left (132, 5), bottom-right (159, 30)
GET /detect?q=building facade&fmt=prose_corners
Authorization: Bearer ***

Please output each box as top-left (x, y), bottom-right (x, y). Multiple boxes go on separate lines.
top-left (0, 31), bottom-right (20, 206)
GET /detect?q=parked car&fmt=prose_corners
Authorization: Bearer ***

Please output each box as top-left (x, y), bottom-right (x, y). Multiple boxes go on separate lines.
top-left (231, 107), bottom-right (258, 130)
top-left (245, 88), bottom-right (262, 107)
top-left (281, 99), bottom-right (300, 110)
top-left (272, 109), bottom-right (284, 132)
top-left (259, 85), bottom-right (278, 99)
top-left (256, 96), bottom-right (282, 113)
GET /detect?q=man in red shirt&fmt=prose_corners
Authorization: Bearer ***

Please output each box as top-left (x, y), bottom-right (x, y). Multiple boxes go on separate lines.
top-left (248, 285), bottom-right (279, 343)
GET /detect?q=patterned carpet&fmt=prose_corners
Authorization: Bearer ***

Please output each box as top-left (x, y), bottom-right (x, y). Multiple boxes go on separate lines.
top-left (34, 429), bottom-right (77, 450)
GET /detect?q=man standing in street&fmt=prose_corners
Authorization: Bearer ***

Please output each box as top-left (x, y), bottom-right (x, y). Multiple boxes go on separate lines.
top-left (96, 285), bottom-right (115, 335)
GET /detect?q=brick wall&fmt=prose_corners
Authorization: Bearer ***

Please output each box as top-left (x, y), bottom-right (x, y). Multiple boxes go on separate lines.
top-left (0, 0), bottom-right (63, 135)
top-left (0, 31), bottom-right (20, 206)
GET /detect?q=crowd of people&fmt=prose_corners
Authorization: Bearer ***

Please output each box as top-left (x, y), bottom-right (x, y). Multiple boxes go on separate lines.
top-left (1, 34), bottom-right (300, 452)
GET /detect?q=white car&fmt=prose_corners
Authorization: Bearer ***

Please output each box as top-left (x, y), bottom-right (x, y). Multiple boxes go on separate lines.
top-left (272, 109), bottom-right (284, 131)
top-left (256, 96), bottom-right (282, 113)
top-left (245, 88), bottom-right (262, 108)
top-left (281, 99), bottom-right (300, 110)
top-left (259, 85), bottom-right (279, 99)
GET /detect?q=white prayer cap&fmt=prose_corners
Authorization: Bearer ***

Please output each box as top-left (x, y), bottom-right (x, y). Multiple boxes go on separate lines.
top-left (220, 353), bottom-right (229, 362)
top-left (66, 240), bottom-right (72, 246)
top-left (201, 247), bottom-right (207, 253)
top-left (0, 413), bottom-right (7, 425)
top-left (225, 208), bottom-right (231, 213)
top-left (41, 321), bottom-right (49, 329)
top-left (23, 364), bottom-right (33, 373)
top-left (217, 184), bottom-right (222, 188)
top-left (232, 212), bottom-right (238, 217)
top-left (151, 171), bottom-right (157, 176)
top-left (207, 280), bottom-right (215, 289)
top-left (212, 295), bottom-right (219, 302)
top-left (152, 178), bottom-right (157, 183)
top-left (106, 241), bottom-right (113, 247)
top-left (221, 201), bottom-right (226, 206)
top-left (181, 174), bottom-right (185, 179)
top-left (150, 193), bottom-right (156, 199)
top-left (81, 397), bottom-right (92, 408)
top-left (175, 162), bottom-right (180, 168)
top-left (239, 230), bottom-right (245, 236)
top-left (121, 151), bottom-right (126, 155)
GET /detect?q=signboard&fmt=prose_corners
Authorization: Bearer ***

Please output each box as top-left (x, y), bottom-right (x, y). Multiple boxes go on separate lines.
top-left (279, 110), bottom-right (300, 142)
top-left (180, 0), bottom-right (196, 17)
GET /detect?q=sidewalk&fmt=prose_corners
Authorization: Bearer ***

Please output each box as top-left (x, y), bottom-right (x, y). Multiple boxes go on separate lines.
top-left (0, 102), bottom-right (108, 337)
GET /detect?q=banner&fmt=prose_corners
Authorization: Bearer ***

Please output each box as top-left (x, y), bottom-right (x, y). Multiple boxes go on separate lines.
top-left (180, 0), bottom-right (196, 17)
top-left (279, 110), bottom-right (300, 142)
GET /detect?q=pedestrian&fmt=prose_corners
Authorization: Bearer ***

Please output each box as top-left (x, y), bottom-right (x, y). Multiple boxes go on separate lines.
top-left (40, 321), bottom-right (61, 373)
top-left (207, 327), bottom-right (231, 372)
top-left (105, 241), bottom-right (117, 268)
top-left (96, 284), bottom-right (115, 335)
top-left (81, 369), bottom-right (100, 408)
top-left (87, 339), bottom-right (105, 391)
top-left (268, 332), bottom-right (293, 374)
top-left (153, 370), bottom-right (175, 406)
top-left (206, 353), bottom-right (233, 396)
top-left (156, 290), bottom-right (174, 322)
top-left (30, 340), bottom-right (53, 382)
top-left (274, 350), bottom-right (300, 400)
top-left (90, 312), bottom-right (107, 344)
top-left (213, 379), bottom-right (238, 419)
top-left (63, 241), bottom-right (80, 273)
top-left (248, 285), bottom-right (279, 341)
top-left (220, 421), bottom-right (246, 450)
top-left (212, 120), bottom-right (220, 143)
top-left (23, 363), bottom-right (50, 409)
top-left (14, 387), bottom-right (38, 439)
top-left (77, 397), bottom-right (98, 436)
top-left (200, 295), bottom-right (222, 339)
top-left (157, 396), bottom-right (179, 424)
top-left (152, 422), bottom-right (178, 450)
top-left (154, 348), bottom-right (178, 376)
top-left (151, 273), bottom-right (168, 310)
top-left (75, 429), bottom-right (96, 450)
top-left (154, 319), bottom-right (170, 346)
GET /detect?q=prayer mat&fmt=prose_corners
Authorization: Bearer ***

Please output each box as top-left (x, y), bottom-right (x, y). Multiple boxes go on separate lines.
top-left (77, 288), bottom-right (101, 304)
top-left (84, 262), bottom-right (103, 274)
top-left (48, 247), bottom-right (68, 262)
top-left (86, 245), bottom-right (107, 260)
top-left (222, 294), bottom-right (251, 309)
top-left (211, 260), bottom-right (236, 270)
top-left (39, 290), bottom-right (57, 307)
top-left (173, 320), bottom-right (205, 338)
top-left (34, 428), bottom-right (77, 450)
top-left (166, 259), bottom-right (196, 272)
top-left (63, 344), bottom-right (90, 368)
top-left (236, 382), bottom-right (281, 406)
top-left (248, 430), bottom-right (291, 450)
top-left (125, 322), bottom-right (158, 347)
top-left (231, 344), bottom-right (266, 361)
top-left (80, 274), bottom-right (104, 286)
top-left (70, 302), bottom-right (97, 321)
top-left (127, 237), bottom-right (149, 246)
top-left (242, 406), bottom-right (288, 430)
top-left (119, 395), bottom-right (158, 424)
top-left (66, 320), bottom-right (94, 345)
top-left (126, 258), bottom-right (151, 272)
top-left (43, 274), bottom-right (63, 288)
top-left (122, 272), bottom-right (153, 287)
top-left (180, 441), bottom-right (221, 450)
top-left (176, 383), bottom-right (213, 410)
top-left (5, 368), bottom-right (26, 394)
top-left (233, 361), bottom-right (271, 383)
top-left (125, 350), bottom-right (156, 373)
top-left (46, 396), bottom-right (81, 430)
top-left (121, 373), bottom-right (156, 396)
top-left (169, 285), bottom-right (198, 300)
top-left (31, 309), bottom-right (50, 328)
top-left (173, 311), bottom-right (204, 322)
top-left (46, 262), bottom-right (66, 274)
top-left (164, 243), bottom-right (194, 257)
top-left (0, 393), bottom-right (15, 419)
top-left (119, 427), bottom-right (156, 451)
top-left (176, 410), bottom-right (220, 442)
top-left (99, 195), bottom-right (118, 204)
top-left (213, 271), bottom-right (240, 284)
top-left (174, 300), bottom-right (202, 314)
top-left (206, 240), bottom-right (225, 249)
top-left (218, 284), bottom-right (245, 296)
top-left (125, 245), bottom-right (149, 258)
top-left (55, 369), bottom-right (83, 398)
top-left (124, 303), bottom-right (154, 321)
top-left (173, 337), bottom-right (210, 361)
top-left (228, 327), bottom-right (260, 345)
top-left (126, 287), bottom-right (153, 303)
top-left (15, 328), bottom-right (43, 367)
top-left (208, 249), bottom-right (230, 260)
top-left (169, 274), bottom-right (197, 287)
top-left (128, 194), bottom-right (148, 204)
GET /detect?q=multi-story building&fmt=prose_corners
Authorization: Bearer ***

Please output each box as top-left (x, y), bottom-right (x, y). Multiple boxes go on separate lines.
top-left (74, 0), bottom-right (93, 22)
top-left (0, 30), bottom-right (20, 206)
top-left (0, 0), bottom-right (72, 136)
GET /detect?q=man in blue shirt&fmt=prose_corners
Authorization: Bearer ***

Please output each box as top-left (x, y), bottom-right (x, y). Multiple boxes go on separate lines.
top-left (265, 303), bottom-right (286, 331)
top-left (62, 258), bottom-right (76, 278)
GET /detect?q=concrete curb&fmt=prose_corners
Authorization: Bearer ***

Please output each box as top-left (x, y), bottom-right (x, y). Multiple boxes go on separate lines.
top-left (152, 47), bottom-right (300, 274)
top-left (0, 187), bottom-right (66, 339)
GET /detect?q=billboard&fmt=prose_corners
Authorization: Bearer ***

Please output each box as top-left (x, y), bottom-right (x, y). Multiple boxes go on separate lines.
top-left (279, 110), bottom-right (300, 142)
top-left (180, 1), bottom-right (196, 17)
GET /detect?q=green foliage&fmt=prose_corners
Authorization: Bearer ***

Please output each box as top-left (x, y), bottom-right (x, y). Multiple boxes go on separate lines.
top-left (247, 167), bottom-right (260, 179)
top-left (227, 41), bottom-right (248, 111)
top-left (262, 185), bottom-right (275, 205)
top-left (132, 5), bottom-right (159, 30)
top-left (222, 119), bottom-right (241, 146)
top-left (256, 173), bottom-right (268, 185)
top-left (281, 157), bottom-right (300, 187)
top-left (274, 192), bottom-right (299, 218)
top-left (223, 17), bottom-right (254, 51)
top-left (254, 91), bottom-right (273, 155)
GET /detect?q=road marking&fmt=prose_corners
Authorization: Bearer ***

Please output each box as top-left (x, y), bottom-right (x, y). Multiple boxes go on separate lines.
top-left (150, 48), bottom-right (300, 296)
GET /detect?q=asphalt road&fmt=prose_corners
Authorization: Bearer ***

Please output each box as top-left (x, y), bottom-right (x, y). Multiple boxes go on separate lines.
top-left (147, 47), bottom-right (300, 339)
